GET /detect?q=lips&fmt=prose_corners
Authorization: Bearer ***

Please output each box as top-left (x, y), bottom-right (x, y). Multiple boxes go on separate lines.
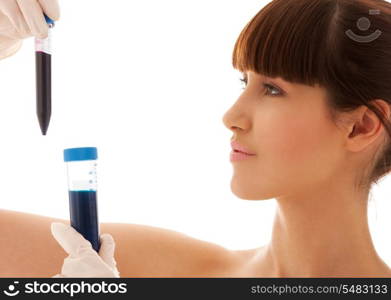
top-left (230, 140), bottom-right (256, 155)
top-left (234, 149), bottom-right (250, 155)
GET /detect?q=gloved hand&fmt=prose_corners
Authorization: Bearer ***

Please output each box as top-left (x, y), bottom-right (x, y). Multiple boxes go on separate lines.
top-left (51, 222), bottom-right (120, 278)
top-left (0, 0), bottom-right (60, 60)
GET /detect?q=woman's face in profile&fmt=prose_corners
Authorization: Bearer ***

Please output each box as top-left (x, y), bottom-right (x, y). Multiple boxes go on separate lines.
top-left (222, 71), bottom-right (346, 200)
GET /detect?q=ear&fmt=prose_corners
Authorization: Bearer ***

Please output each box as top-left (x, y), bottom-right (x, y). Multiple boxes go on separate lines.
top-left (345, 99), bottom-right (391, 153)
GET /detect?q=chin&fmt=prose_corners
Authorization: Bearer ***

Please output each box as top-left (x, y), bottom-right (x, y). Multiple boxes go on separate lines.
top-left (230, 180), bottom-right (273, 201)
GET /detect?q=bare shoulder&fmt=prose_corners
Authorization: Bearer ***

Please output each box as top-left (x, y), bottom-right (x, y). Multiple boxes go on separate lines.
top-left (0, 209), bottom-right (68, 277)
top-left (0, 209), bottom-right (237, 277)
top-left (101, 222), bottom-right (238, 277)
top-left (380, 264), bottom-right (391, 277)
top-left (228, 246), bottom-right (270, 277)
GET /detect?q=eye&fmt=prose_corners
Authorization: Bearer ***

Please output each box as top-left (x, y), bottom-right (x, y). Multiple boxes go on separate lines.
top-left (239, 76), bottom-right (247, 89)
top-left (263, 83), bottom-right (284, 97)
top-left (239, 73), bottom-right (285, 97)
top-left (240, 76), bottom-right (284, 97)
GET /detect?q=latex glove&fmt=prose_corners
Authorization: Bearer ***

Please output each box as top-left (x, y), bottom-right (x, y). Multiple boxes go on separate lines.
top-left (0, 0), bottom-right (60, 60)
top-left (51, 222), bottom-right (120, 278)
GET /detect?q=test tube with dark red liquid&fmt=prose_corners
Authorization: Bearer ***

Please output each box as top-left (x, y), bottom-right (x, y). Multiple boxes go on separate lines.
top-left (63, 147), bottom-right (101, 252)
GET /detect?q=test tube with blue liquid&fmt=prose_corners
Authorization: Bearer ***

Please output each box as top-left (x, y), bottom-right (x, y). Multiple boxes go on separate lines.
top-left (64, 147), bottom-right (101, 252)
top-left (35, 14), bottom-right (55, 135)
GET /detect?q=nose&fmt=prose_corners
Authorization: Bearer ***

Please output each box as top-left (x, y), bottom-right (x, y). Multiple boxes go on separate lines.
top-left (222, 109), bottom-right (234, 131)
top-left (222, 102), bottom-right (251, 133)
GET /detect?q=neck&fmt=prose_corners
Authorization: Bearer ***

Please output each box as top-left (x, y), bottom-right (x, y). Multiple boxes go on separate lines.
top-left (257, 183), bottom-right (388, 277)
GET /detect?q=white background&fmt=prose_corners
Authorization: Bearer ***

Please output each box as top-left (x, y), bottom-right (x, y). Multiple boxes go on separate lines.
top-left (0, 0), bottom-right (390, 267)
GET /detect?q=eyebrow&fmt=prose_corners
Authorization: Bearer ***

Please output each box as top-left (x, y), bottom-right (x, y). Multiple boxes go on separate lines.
top-left (272, 77), bottom-right (291, 90)
top-left (242, 72), bottom-right (248, 81)
top-left (242, 71), bottom-right (282, 82)
top-left (263, 74), bottom-right (291, 92)
top-left (244, 71), bottom-right (291, 92)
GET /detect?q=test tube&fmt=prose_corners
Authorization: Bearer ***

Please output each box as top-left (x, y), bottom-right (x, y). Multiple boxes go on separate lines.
top-left (63, 147), bottom-right (101, 252)
top-left (35, 14), bottom-right (54, 135)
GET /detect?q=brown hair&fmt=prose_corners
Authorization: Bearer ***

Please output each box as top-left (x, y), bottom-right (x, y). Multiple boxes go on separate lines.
top-left (232, 0), bottom-right (391, 191)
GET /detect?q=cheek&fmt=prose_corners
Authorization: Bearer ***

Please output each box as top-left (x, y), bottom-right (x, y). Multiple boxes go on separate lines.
top-left (262, 116), bottom-right (322, 160)
top-left (254, 107), bottom-right (340, 187)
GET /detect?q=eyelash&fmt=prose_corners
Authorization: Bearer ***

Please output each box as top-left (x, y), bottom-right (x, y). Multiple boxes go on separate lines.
top-left (240, 77), bottom-right (284, 97)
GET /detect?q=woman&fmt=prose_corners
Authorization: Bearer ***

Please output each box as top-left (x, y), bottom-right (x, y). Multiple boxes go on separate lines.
top-left (1, 0), bottom-right (391, 277)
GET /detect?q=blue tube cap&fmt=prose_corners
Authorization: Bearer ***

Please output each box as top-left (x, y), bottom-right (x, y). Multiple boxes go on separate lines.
top-left (64, 147), bottom-right (98, 162)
